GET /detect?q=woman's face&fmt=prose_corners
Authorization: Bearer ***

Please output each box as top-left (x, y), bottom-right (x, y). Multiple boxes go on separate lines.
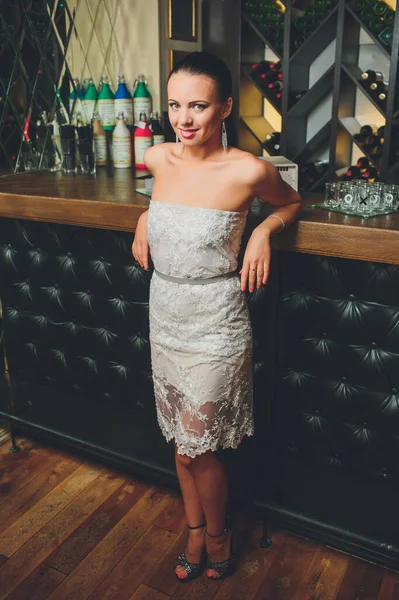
top-left (167, 71), bottom-right (232, 147)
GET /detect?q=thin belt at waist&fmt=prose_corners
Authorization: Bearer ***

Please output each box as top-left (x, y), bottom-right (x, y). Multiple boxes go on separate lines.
top-left (154, 269), bottom-right (237, 285)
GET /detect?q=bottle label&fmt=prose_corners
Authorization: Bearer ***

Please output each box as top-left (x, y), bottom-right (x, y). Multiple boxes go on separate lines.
top-left (134, 136), bottom-right (152, 166)
top-left (153, 134), bottom-right (165, 145)
top-left (94, 136), bottom-right (107, 165)
top-left (133, 98), bottom-right (152, 123)
top-left (83, 99), bottom-right (96, 122)
top-left (115, 99), bottom-right (133, 126)
top-left (113, 138), bottom-right (132, 167)
top-left (98, 99), bottom-right (115, 127)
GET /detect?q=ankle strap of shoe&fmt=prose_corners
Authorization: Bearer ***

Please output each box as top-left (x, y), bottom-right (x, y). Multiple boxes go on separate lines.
top-left (206, 527), bottom-right (227, 538)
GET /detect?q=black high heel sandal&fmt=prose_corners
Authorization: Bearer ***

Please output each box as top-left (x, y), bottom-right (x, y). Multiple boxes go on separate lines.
top-left (175, 522), bottom-right (207, 582)
top-left (206, 527), bottom-right (236, 580)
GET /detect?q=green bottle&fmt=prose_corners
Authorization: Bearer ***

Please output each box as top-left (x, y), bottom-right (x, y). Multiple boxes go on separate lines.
top-left (133, 75), bottom-right (152, 124)
top-left (97, 74), bottom-right (115, 131)
top-left (83, 79), bottom-right (97, 123)
top-left (379, 25), bottom-right (393, 46)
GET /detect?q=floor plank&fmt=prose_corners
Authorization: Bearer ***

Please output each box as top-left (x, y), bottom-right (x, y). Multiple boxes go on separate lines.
top-left (86, 525), bottom-right (176, 600)
top-left (378, 571), bottom-right (399, 600)
top-left (45, 479), bottom-right (147, 574)
top-left (0, 455), bottom-right (80, 535)
top-left (0, 468), bottom-right (123, 600)
top-left (253, 536), bottom-right (320, 600)
top-left (0, 463), bottom-right (106, 556)
top-left (292, 547), bottom-right (348, 600)
top-left (45, 488), bottom-right (174, 600)
top-left (4, 563), bottom-right (66, 600)
top-left (129, 584), bottom-right (171, 600)
top-left (335, 557), bottom-right (385, 600)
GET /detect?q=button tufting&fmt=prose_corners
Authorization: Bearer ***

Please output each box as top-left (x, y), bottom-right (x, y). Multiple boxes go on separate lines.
top-left (363, 421), bottom-right (368, 428)
top-left (392, 388), bottom-right (398, 394)
top-left (67, 252), bottom-right (72, 258)
top-left (341, 377), bottom-right (347, 383)
top-left (349, 294), bottom-right (355, 300)
top-left (371, 342), bottom-right (377, 348)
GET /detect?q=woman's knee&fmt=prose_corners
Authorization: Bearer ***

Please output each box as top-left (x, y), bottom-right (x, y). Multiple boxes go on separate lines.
top-left (175, 447), bottom-right (214, 470)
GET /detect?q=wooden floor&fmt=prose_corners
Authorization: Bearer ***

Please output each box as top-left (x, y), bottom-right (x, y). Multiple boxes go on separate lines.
top-left (0, 436), bottom-right (398, 600)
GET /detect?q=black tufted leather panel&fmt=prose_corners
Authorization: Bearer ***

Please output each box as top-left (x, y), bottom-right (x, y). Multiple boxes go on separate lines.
top-left (269, 252), bottom-right (399, 553)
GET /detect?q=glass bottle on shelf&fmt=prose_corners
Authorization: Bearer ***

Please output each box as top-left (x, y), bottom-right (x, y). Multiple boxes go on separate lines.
top-left (134, 112), bottom-right (153, 170)
top-left (83, 79), bottom-right (97, 123)
top-left (114, 74), bottom-right (133, 128)
top-left (133, 75), bottom-right (152, 124)
top-left (149, 112), bottom-right (165, 145)
top-left (97, 75), bottom-right (115, 131)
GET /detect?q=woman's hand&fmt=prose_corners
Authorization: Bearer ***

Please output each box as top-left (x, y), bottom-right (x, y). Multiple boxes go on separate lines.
top-left (240, 226), bottom-right (271, 293)
top-left (132, 210), bottom-right (150, 269)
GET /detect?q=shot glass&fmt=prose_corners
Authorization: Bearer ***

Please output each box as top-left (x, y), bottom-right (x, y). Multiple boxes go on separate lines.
top-left (338, 182), bottom-right (357, 212)
top-left (382, 184), bottom-right (398, 210)
top-left (355, 181), bottom-right (372, 214)
top-left (324, 182), bottom-right (340, 208)
top-left (368, 182), bottom-right (384, 212)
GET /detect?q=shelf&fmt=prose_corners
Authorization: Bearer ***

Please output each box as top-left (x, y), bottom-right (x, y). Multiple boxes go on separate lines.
top-left (242, 64), bottom-right (282, 114)
top-left (345, 5), bottom-right (391, 60)
top-left (240, 115), bottom-right (275, 146)
top-left (288, 65), bottom-right (335, 117)
top-left (242, 13), bottom-right (283, 60)
top-left (294, 121), bottom-right (331, 164)
top-left (339, 117), bottom-right (382, 171)
top-left (341, 63), bottom-right (386, 117)
top-left (290, 5), bottom-right (338, 64)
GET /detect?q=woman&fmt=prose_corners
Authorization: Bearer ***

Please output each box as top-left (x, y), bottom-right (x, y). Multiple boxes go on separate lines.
top-left (132, 51), bottom-right (301, 582)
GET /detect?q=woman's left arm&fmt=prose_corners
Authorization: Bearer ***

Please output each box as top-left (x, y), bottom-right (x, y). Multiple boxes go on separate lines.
top-left (241, 159), bottom-right (302, 293)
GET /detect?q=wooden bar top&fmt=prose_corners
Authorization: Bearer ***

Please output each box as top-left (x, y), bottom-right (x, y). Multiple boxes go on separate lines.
top-left (0, 171), bottom-right (398, 264)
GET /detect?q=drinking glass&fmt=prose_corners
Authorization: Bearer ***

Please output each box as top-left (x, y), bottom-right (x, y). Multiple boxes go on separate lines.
top-left (355, 181), bottom-right (372, 214)
top-left (368, 182), bottom-right (384, 212)
top-left (382, 184), bottom-right (398, 210)
top-left (338, 182), bottom-right (357, 212)
top-left (324, 182), bottom-right (340, 208)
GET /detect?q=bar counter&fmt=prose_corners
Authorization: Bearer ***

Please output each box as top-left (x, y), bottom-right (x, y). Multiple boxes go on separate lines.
top-left (0, 171), bottom-right (398, 572)
top-left (0, 171), bottom-right (398, 263)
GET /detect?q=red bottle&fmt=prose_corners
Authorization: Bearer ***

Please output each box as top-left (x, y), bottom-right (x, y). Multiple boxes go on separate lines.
top-left (134, 112), bottom-right (153, 170)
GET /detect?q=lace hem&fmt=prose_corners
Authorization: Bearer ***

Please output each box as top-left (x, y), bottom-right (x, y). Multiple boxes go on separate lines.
top-left (158, 422), bottom-right (255, 458)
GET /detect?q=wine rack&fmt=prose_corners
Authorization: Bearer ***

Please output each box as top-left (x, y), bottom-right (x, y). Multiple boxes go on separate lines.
top-left (239, 0), bottom-right (399, 195)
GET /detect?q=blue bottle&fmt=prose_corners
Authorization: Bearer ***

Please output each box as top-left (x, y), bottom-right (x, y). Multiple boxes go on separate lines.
top-left (114, 74), bottom-right (133, 128)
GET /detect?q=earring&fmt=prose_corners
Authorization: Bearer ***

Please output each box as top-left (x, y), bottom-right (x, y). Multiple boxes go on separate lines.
top-left (176, 134), bottom-right (179, 143)
top-left (221, 120), bottom-right (228, 152)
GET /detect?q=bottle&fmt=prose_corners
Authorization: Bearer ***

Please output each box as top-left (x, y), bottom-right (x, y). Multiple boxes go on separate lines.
top-left (134, 112), bottom-right (153, 169)
top-left (356, 157), bottom-right (370, 171)
top-left (346, 165), bottom-right (361, 179)
top-left (113, 112), bottom-right (132, 168)
top-left (133, 75), bottom-right (152, 124)
top-left (149, 111), bottom-right (165, 145)
top-left (69, 78), bottom-right (85, 125)
top-left (83, 79), bottom-right (97, 123)
top-left (92, 111), bottom-right (107, 166)
top-left (97, 75), bottom-right (115, 131)
top-left (114, 74), bottom-right (133, 127)
top-left (360, 70), bottom-right (384, 86)
top-left (353, 124), bottom-right (374, 142)
top-left (263, 132), bottom-right (281, 155)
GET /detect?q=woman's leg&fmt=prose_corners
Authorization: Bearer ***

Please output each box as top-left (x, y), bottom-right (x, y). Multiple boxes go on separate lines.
top-left (174, 445), bottom-right (206, 579)
top-left (175, 449), bottom-right (232, 579)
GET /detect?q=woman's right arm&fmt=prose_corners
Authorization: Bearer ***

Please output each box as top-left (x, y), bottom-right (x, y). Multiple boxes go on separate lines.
top-left (132, 209), bottom-right (150, 269)
top-left (131, 144), bottom-right (166, 269)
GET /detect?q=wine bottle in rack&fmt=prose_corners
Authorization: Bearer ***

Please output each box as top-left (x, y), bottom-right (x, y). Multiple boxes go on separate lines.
top-left (356, 157), bottom-right (371, 171)
top-left (353, 124), bottom-right (374, 142)
top-left (360, 70), bottom-right (384, 86)
top-left (263, 132), bottom-right (281, 155)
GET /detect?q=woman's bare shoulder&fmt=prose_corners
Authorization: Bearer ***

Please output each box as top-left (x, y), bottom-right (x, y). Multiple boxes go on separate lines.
top-left (144, 143), bottom-right (175, 173)
top-left (228, 148), bottom-right (275, 181)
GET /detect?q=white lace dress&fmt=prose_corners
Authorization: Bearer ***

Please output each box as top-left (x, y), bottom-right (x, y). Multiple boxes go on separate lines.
top-left (147, 200), bottom-right (254, 458)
